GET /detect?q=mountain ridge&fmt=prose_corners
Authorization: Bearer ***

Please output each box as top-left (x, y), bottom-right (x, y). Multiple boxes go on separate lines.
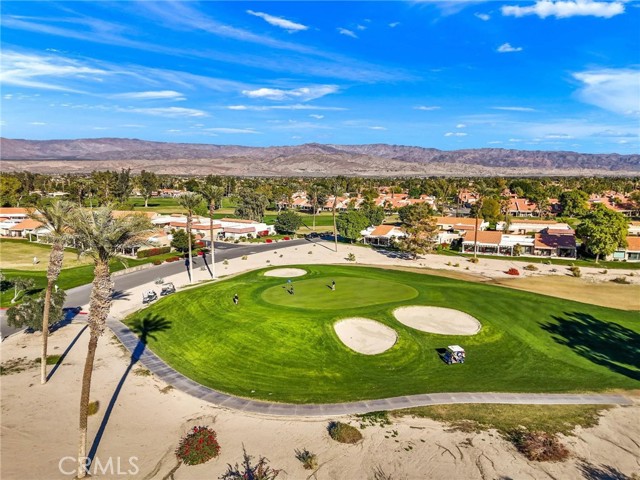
top-left (1, 137), bottom-right (638, 176)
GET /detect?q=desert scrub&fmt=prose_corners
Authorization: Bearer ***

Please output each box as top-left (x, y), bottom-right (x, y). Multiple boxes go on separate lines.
top-left (468, 257), bottom-right (479, 264)
top-left (356, 411), bottom-right (391, 428)
top-left (508, 429), bottom-right (569, 462)
top-left (176, 426), bottom-right (221, 466)
top-left (569, 265), bottom-right (581, 278)
top-left (327, 421), bottom-right (363, 444)
top-left (88, 400), bottom-right (100, 416)
top-left (294, 448), bottom-right (317, 470)
top-left (221, 446), bottom-right (280, 480)
top-left (347, 253), bottom-right (356, 262)
top-left (524, 264), bottom-right (538, 271)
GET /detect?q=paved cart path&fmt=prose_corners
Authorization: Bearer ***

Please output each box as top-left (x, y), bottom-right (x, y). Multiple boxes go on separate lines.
top-left (107, 317), bottom-right (633, 417)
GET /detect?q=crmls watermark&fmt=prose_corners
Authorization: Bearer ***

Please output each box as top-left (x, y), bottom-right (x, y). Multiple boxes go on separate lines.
top-left (59, 457), bottom-right (139, 476)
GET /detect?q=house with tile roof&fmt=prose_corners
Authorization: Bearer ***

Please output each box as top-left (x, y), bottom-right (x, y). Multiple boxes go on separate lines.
top-left (360, 225), bottom-right (406, 246)
top-left (611, 236), bottom-right (640, 262)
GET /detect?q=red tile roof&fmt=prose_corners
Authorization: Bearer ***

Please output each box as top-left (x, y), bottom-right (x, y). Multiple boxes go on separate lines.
top-left (463, 231), bottom-right (502, 245)
top-left (9, 219), bottom-right (43, 231)
top-left (534, 233), bottom-right (577, 249)
top-left (626, 236), bottom-right (640, 252)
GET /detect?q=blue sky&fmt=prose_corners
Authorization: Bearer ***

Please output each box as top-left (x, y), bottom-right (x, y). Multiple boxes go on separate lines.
top-left (1, 0), bottom-right (638, 154)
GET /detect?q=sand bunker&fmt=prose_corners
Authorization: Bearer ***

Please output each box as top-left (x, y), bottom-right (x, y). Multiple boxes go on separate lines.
top-left (263, 268), bottom-right (307, 278)
top-left (394, 306), bottom-right (481, 335)
top-left (334, 318), bottom-right (398, 355)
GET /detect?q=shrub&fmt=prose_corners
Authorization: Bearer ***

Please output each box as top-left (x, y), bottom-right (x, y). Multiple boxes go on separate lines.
top-left (327, 421), bottom-right (363, 444)
top-left (220, 446), bottom-right (280, 480)
top-left (347, 253), bottom-right (356, 262)
top-left (175, 426), bottom-right (221, 466)
top-left (468, 257), bottom-right (479, 264)
top-left (508, 430), bottom-right (569, 462)
top-left (611, 276), bottom-right (630, 284)
top-left (308, 251), bottom-right (313, 255)
top-left (152, 259), bottom-right (162, 266)
top-left (373, 466), bottom-right (393, 480)
top-left (165, 256), bottom-right (181, 263)
top-left (569, 265), bottom-right (581, 278)
top-left (506, 268), bottom-right (520, 276)
top-left (356, 411), bottom-right (391, 428)
top-left (283, 236), bottom-right (291, 241)
top-left (223, 259), bottom-right (229, 265)
top-left (453, 263), bottom-right (460, 268)
top-left (294, 448), bottom-right (317, 470)
top-left (88, 401), bottom-right (100, 416)
top-left (242, 255), bottom-right (248, 260)
top-left (523, 264), bottom-right (538, 271)
top-left (136, 246), bottom-right (171, 258)
top-left (266, 239), bottom-right (273, 243)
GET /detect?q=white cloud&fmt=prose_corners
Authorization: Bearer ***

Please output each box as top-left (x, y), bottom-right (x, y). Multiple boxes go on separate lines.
top-left (92, 126), bottom-right (108, 130)
top-left (309, 114), bottom-right (324, 119)
top-left (414, 105), bottom-right (441, 111)
top-left (456, 123), bottom-right (467, 128)
top-left (474, 12), bottom-right (491, 20)
top-left (0, 50), bottom-right (106, 91)
top-left (502, 0), bottom-right (625, 19)
top-left (356, 24), bottom-right (367, 31)
top-left (545, 133), bottom-right (574, 139)
top-left (337, 28), bottom-right (358, 38)
top-left (241, 85), bottom-right (338, 101)
top-left (246, 10), bottom-right (308, 32)
top-left (445, 132), bottom-right (468, 137)
top-left (226, 104), bottom-right (346, 111)
top-left (488, 141), bottom-right (503, 144)
top-left (492, 106), bottom-right (537, 112)
top-left (572, 68), bottom-right (640, 115)
top-left (204, 127), bottom-right (260, 134)
top-left (29, 121), bottom-right (46, 125)
top-left (125, 107), bottom-right (208, 117)
top-left (369, 126), bottom-right (387, 130)
top-left (112, 90), bottom-right (185, 100)
top-left (497, 43), bottom-right (523, 53)
top-left (389, 22), bottom-right (401, 27)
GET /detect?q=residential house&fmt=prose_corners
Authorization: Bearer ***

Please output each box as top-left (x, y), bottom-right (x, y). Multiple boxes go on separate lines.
top-left (435, 216), bottom-right (488, 245)
top-left (611, 236), bottom-right (640, 262)
top-left (502, 219), bottom-right (570, 234)
top-left (360, 225), bottom-right (406, 246)
top-left (534, 231), bottom-right (577, 258)
top-left (508, 197), bottom-right (538, 217)
top-left (8, 219), bottom-right (44, 238)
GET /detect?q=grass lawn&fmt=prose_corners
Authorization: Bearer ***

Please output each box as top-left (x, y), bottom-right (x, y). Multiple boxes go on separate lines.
top-left (0, 238), bottom-right (93, 271)
top-left (125, 265), bottom-right (640, 404)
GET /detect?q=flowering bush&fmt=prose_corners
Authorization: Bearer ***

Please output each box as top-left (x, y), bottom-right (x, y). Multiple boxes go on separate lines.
top-left (266, 239), bottom-right (273, 243)
top-left (175, 426), bottom-right (221, 466)
top-left (137, 247), bottom-right (171, 258)
top-left (165, 256), bottom-right (181, 263)
top-left (506, 268), bottom-right (520, 276)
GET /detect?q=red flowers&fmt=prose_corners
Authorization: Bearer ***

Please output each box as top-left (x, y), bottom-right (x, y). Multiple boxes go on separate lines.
top-left (176, 426), bottom-right (221, 465)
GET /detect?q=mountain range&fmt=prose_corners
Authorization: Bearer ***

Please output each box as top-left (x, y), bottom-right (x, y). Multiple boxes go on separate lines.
top-left (1, 137), bottom-right (638, 176)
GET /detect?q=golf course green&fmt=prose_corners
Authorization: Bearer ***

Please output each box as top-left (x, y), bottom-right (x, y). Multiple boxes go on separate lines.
top-left (125, 265), bottom-right (640, 403)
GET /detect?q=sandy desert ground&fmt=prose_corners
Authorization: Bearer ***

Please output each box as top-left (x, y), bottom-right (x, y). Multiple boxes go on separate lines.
top-left (2, 241), bottom-right (639, 479)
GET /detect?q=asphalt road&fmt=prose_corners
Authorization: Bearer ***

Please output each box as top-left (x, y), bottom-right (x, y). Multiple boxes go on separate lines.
top-left (1, 238), bottom-right (309, 338)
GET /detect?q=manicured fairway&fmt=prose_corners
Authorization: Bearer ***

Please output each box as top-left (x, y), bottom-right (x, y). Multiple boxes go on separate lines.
top-left (125, 265), bottom-right (640, 403)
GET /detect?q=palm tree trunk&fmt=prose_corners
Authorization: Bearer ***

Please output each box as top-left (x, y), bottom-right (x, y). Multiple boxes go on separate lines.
top-left (77, 333), bottom-right (98, 478)
top-left (41, 241), bottom-right (64, 384)
top-left (77, 260), bottom-right (112, 478)
top-left (209, 202), bottom-right (215, 278)
top-left (40, 281), bottom-right (53, 384)
top-left (473, 212), bottom-right (479, 259)
top-left (312, 197), bottom-right (317, 230)
top-left (187, 213), bottom-right (193, 284)
top-left (332, 198), bottom-right (338, 252)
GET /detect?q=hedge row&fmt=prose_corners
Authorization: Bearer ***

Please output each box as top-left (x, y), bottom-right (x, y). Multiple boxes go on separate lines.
top-left (137, 246), bottom-right (171, 258)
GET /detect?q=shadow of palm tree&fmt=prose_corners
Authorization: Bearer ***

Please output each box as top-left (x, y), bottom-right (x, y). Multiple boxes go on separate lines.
top-left (47, 324), bottom-right (88, 382)
top-left (88, 314), bottom-right (171, 463)
top-left (541, 312), bottom-right (640, 381)
top-left (578, 461), bottom-right (633, 480)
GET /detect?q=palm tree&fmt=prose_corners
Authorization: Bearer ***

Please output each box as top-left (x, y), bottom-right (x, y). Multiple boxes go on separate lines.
top-left (178, 192), bottom-right (204, 284)
top-left (69, 207), bottom-right (152, 478)
top-left (328, 180), bottom-right (344, 252)
top-left (307, 184), bottom-right (322, 230)
top-left (197, 185), bottom-right (224, 279)
top-left (31, 200), bottom-right (74, 384)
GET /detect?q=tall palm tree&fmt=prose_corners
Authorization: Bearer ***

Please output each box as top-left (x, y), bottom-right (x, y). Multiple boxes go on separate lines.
top-left (178, 192), bottom-right (203, 284)
top-left (197, 185), bottom-right (224, 279)
top-left (31, 200), bottom-right (74, 384)
top-left (307, 184), bottom-right (322, 230)
top-left (328, 180), bottom-right (344, 252)
top-left (69, 207), bottom-right (152, 478)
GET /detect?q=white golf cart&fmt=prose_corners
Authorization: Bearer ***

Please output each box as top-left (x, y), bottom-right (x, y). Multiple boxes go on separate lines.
top-left (142, 290), bottom-right (158, 304)
top-left (443, 345), bottom-right (466, 365)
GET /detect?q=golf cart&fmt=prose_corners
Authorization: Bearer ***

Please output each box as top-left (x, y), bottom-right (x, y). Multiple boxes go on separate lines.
top-left (443, 345), bottom-right (466, 365)
top-left (142, 290), bottom-right (158, 304)
top-left (160, 282), bottom-right (176, 296)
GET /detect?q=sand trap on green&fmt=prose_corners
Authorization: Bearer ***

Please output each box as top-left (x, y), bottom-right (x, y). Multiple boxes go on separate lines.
top-left (334, 318), bottom-right (398, 354)
top-left (394, 306), bottom-right (481, 335)
top-left (263, 268), bottom-right (307, 278)
top-left (261, 276), bottom-right (418, 309)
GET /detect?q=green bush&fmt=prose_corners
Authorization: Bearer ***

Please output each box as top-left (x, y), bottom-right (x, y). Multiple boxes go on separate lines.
top-left (524, 264), bottom-right (538, 271)
top-left (327, 421), bottom-right (363, 444)
top-left (468, 257), bottom-right (479, 264)
top-left (347, 253), bottom-right (356, 262)
top-left (136, 246), bottom-right (171, 258)
top-left (569, 265), bottom-right (581, 278)
top-left (88, 401), bottom-right (100, 416)
top-left (175, 426), bottom-right (221, 466)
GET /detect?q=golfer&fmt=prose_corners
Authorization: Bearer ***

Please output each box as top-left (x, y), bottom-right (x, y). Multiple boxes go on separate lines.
top-left (233, 293), bottom-right (239, 305)
top-left (331, 280), bottom-right (336, 291)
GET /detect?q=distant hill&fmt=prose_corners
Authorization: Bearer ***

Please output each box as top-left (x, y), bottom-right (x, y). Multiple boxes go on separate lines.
top-left (1, 137), bottom-right (638, 176)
